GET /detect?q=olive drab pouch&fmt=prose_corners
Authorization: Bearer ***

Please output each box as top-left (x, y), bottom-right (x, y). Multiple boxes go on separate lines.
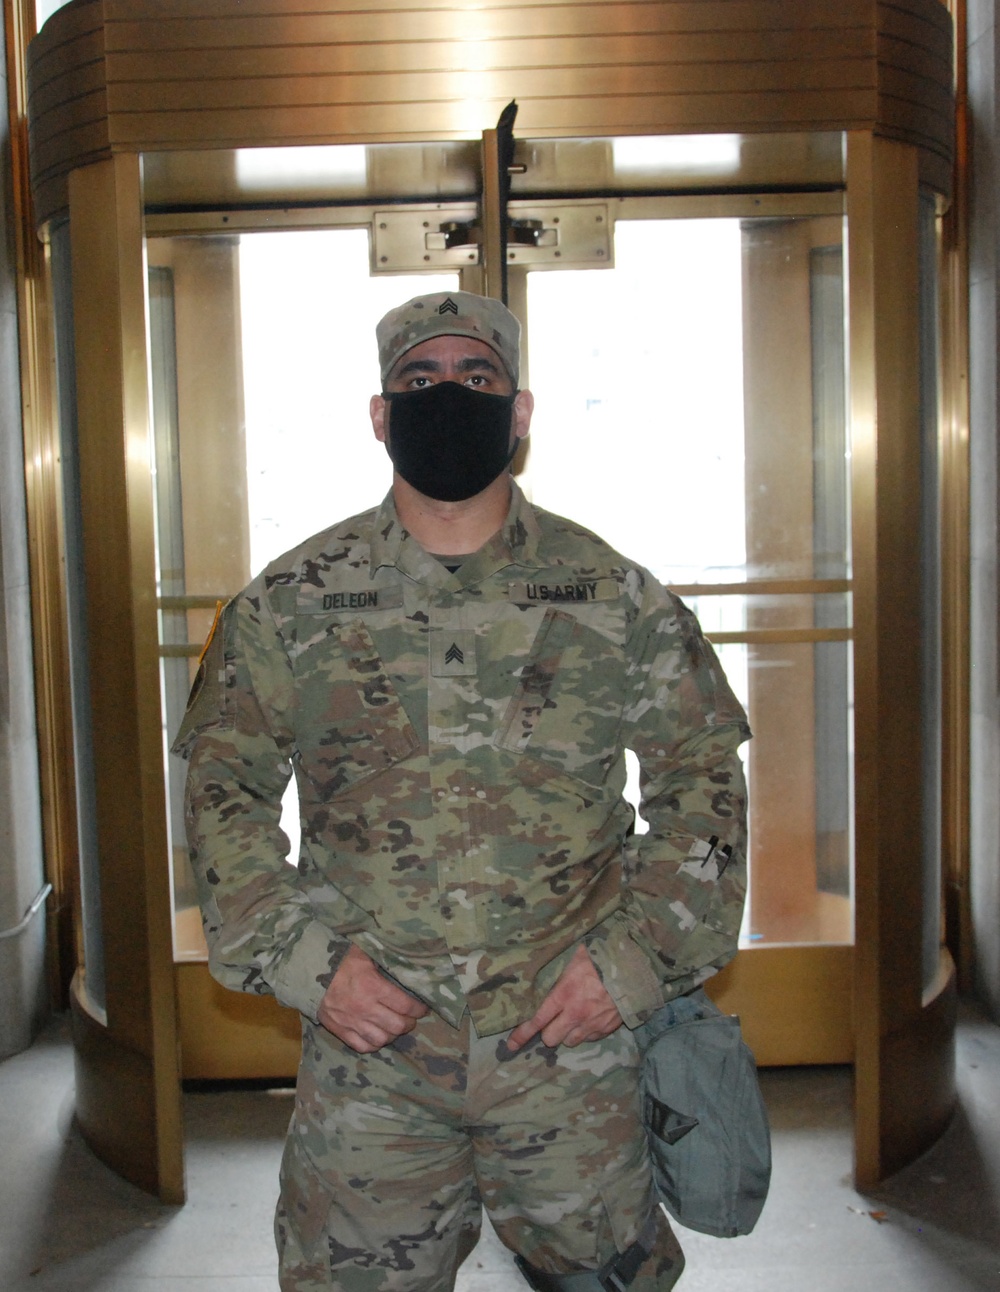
top-left (634, 988), bottom-right (771, 1238)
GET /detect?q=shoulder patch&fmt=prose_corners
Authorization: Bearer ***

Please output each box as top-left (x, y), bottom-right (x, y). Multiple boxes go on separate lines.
top-left (197, 599), bottom-right (224, 666)
top-left (169, 600), bottom-right (236, 758)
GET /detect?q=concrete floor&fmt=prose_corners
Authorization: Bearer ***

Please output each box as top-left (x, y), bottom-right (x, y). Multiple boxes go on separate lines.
top-left (1, 1006), bottom-right (998, 1291)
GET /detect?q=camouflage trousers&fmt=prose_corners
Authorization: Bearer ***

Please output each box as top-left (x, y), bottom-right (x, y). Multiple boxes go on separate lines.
top-left (274, 1009), bottom-right (684, 1292)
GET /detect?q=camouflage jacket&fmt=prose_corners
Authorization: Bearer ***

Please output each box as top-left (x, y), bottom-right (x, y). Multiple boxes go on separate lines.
top-left (174, 482), bottom-right (750, 1037)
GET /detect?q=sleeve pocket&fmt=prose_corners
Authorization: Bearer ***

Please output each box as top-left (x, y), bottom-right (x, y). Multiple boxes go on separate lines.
top-left (494, 607), bottom-right (625, 789)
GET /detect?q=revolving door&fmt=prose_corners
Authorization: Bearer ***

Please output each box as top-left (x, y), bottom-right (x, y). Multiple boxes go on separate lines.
top-left (20, 0), bottom-right (962, 1203)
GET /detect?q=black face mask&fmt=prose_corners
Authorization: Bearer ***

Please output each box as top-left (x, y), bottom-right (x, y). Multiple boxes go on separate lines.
top-left (383, 381), bottom-right (518, 502)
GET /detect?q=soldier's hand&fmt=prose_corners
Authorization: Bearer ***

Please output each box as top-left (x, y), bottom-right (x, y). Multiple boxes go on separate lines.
top-left (506, 945), bottom-right (623, 1052)
top-left (318, 943), bottom-right (429, 1053)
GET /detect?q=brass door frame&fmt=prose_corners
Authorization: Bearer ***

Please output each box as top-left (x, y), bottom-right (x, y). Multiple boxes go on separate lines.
top-left (66, 153), bottom-right (183, 1203)
top-left (5, 0), bottom-right (79, 1006)
top-left (846, 130), bottom-right (957, 1188)
top-left (940, 0), bottom-right (972, 988)
top-left (144, 190), bottom-right (845, 240)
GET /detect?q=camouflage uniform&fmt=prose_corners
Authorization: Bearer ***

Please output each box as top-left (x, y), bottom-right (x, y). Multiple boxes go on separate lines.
top-left (175, 480), bottom-right (750, 1290)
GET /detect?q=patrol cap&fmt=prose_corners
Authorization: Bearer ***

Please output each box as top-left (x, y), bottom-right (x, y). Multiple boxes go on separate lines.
top-left (376, 290), bottom-right (520, 386)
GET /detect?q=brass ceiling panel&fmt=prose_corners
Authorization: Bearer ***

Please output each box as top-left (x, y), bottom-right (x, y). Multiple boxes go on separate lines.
top-left (31, 0), bottom-right (103, 48)
top-left (32, 105), bottom-right (111, 170)
top-left (29, 58), bottom-right (106, 122)
top-left (880, 68), bottom-right (955, 126)
top-left (881, 0), bottom-right (952, 37)
top-left (28, 28), bottom-right (104, 92)
top-left (106, 30), bottom-right (878, 83)
top-left (109, 93), bottom-right (879, 151)
top-left (101, 2), bottom-right (878, 49)
top-left (32, 113), bottom-right (111, 198)
top-left (27, 0), bottom-right (954, 226)
top-left (107, 62), bottom-right (880, 117)
top-left (878, 33), bottom-right (952, 86)
top-left (105, 0), bottom-right (875, 18)
top-left (875, 0), bottom-right (953, 173)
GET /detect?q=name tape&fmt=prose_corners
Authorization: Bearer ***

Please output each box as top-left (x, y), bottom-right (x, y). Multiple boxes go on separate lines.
top-left (508, 578), bottom-right (617, 604)
top-left (298, 586), bottom-right (404, 615)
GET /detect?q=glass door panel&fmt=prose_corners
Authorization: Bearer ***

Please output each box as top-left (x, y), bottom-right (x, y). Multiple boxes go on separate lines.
top-left (239, 231), bottom-right (457, 573)
top-left (148, 225), bottom-right (457, 1074)
top-left (523, 215), bottom-right (852, 1061)
top-left (522, 220), bottom-right (747, 581)
top-left (150, 208), bottom-right (851, 1073)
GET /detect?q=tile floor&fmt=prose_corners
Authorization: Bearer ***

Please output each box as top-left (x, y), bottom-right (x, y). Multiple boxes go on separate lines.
top-left (1, 1004), bottom-right (998, 1291)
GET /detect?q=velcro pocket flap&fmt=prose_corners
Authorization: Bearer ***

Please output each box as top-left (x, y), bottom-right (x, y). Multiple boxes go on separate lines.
top-left (293, 618), bottom-right (420, 797)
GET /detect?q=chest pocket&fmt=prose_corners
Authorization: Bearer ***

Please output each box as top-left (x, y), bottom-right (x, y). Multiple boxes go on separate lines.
top-left (292, 617), bottom-right (420, 799)
top-left (494, 607), bottom-right (626, 789)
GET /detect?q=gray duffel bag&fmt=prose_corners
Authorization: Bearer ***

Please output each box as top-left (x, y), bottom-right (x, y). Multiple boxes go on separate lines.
top-left (635, 987), bottom-right (771, 1238)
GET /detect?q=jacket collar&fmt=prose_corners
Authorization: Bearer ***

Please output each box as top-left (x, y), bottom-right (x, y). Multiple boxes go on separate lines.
top-left (369, 479), bottom-right (544, 586)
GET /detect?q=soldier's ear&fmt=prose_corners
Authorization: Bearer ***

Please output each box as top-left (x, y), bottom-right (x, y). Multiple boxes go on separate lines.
top-left (513, 389), bottom-right (533, 440)
top-left (371, 394), bottom-right (387, 443)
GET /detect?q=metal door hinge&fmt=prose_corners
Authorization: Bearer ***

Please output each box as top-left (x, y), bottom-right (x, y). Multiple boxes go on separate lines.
top-left (371, 202), bottom-right (612, 274)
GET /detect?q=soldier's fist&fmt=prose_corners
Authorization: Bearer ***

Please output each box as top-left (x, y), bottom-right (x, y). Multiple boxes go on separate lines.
top-left (318, 943), bottom-right (429, 1052)
top-left (506, 944), bottom-right (622, 1052)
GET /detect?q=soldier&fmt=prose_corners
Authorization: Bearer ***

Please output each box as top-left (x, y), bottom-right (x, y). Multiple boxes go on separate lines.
top-left (173, 291), bottom-right (751, 1291)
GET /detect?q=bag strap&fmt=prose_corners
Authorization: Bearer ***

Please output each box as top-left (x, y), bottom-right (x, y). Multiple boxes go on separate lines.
top-left (514, 1210), bottom-right (659, 1292)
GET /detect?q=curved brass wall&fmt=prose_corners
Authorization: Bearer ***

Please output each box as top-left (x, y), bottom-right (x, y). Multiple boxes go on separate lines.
top-left (28, 0), bottom-right (953, 225)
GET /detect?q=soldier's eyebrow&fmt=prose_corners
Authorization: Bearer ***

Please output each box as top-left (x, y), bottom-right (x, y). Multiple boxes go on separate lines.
top-left (455, 356), bottom-right (501, 375)
top-left (395, 357), bottom-right (444, 377)
top-left (393, 354), bottom-right (502, 379)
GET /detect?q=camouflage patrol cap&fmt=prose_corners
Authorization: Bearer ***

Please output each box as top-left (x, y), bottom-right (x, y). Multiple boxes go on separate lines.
top-left (377, 291), bottom-right (520, 386)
